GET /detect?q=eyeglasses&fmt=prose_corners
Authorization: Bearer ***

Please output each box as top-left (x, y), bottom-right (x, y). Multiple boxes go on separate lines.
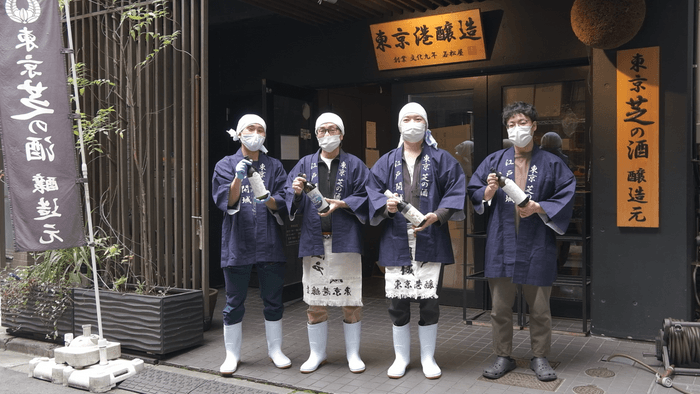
top-left (507, 119), bottom-right (533, 129)
top-left (316, 126), bottom-right (341, 137)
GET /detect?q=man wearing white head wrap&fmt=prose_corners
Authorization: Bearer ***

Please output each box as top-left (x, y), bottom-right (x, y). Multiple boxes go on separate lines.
top-left (213, 114), bottom-right (291, 375)
top-left (227, 114), bottom-right (269, 154)
top-left (366, 102), bottom-right (466, 380)
top-left (285, 112), bottom-right (369, 374)
top-left (396, 102), bottom-right (439, 148)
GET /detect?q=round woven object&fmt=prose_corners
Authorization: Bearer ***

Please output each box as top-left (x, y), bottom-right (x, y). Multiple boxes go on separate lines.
top-left (571, 0), bottom-right (646, 49)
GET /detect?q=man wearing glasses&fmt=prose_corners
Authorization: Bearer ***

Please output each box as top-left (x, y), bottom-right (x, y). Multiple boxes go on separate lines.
top-left (285, 112), bottom-right (369, 374)
top-left (468, 101), bottom-right (576, 382)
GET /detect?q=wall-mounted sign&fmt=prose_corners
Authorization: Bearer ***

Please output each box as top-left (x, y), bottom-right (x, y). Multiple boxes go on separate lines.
top-left (369, 9), bottom-right (486, 71)
top-left (616, 47), bottom-right (659, 228)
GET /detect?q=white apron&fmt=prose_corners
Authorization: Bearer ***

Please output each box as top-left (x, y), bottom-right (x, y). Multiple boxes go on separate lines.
top-left (302, 235), bottom-right (363, 307)
top-left (385, 226), bottom-right (441, 299)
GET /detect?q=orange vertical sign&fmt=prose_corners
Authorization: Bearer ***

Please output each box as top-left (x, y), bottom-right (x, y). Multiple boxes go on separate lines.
top-left (369, 9), bottom-right (486, 71)
top-left (616, 47), bottom-right (659, 227)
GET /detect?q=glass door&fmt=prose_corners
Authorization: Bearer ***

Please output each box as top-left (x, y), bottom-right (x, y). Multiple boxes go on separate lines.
top-left (487, 66), bottom-right (591, 325)
top-left (393, 77), bottom-right (488, 308)
top-left (393, 66), bottom-right (590, 330)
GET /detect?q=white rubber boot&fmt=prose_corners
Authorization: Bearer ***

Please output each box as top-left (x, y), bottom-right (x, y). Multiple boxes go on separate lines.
top-left (220, 322), bottom-right (242, 376)
top-left (265, 319), bottom-right (291, 369)
top-left (343, 321), bottom-right (366, 373)
top-left (387, 324), bottom-right (411, 379)
top-left (300, 321), bottom-right (328, 373)
top-left (418, 324), bottom-right (441, 379)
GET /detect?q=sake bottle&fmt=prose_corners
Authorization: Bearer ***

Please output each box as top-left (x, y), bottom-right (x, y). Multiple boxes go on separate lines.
top-left (383, 190), bottom-right (427, 227)
top-left (490, 167), bottom-right (530, 207)
top-left (244, 155), bottom-right (269, 200)
top-left (298, 173), bottom-right (330, 213)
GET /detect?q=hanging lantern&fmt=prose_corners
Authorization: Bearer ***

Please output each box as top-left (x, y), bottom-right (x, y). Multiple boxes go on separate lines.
top-left (571, 0), bottom-right (646, 49)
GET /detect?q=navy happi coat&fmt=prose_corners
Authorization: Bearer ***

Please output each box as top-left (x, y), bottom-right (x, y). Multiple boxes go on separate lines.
top-left (212, 150), bottom-right (287, 267)
top-left (467, 145), bottom-right (576, 286)
top-left (367, 144), bottom-right (465, 267)
top-left (284, 150), bottom-right (369, 257)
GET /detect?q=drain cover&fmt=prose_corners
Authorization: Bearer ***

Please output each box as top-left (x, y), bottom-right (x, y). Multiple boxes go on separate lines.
top-left (118, 368), bottom-right (278, 394)
top-left (585, 367), bottom-right (615, 378)
top-left (477, 371), bottom-right (563, 391)
top-left (573, 385), bottom-right (605, 394)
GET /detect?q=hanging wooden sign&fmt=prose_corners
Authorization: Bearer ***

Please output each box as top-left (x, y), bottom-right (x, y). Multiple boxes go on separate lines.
top-left (616, 47), bottom-right (659, 227)
top-left (369, 9), bottom-right (486, 71)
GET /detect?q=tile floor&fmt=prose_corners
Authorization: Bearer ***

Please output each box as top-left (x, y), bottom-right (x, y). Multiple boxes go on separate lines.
top-left (161, 278), bottom-right (700, 394)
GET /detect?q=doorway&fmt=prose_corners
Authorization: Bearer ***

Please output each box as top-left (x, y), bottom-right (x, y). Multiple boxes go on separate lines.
top-left (392, 77), bottom-right (488, 309)
top-left (391, 66), bottom-right (590, 324)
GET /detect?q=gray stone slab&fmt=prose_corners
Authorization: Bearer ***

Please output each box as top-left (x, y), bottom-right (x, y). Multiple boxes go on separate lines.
top-left (118, 367), bottom-right (281, 394)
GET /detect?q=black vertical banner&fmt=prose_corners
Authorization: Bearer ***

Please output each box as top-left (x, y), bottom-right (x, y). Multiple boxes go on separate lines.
top-left (0, 0), bottom-right (85, 251)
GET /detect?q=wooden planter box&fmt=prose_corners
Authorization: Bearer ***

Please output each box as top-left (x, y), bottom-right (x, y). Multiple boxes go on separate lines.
top-left (72, 287), bottom-right (204, 356)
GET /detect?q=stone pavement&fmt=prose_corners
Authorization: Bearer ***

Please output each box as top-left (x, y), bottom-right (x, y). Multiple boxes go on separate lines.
top-left (2, 277), bottom-right (700, 394)
top-left (0, 348), bottom-right (294, 394)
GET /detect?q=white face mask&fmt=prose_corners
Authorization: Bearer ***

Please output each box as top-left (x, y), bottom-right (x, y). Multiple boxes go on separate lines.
top-left (240, 133), bottom-right (266, 152)
top-left (401, 121), bottom-right (426, 143)
top-left (318, 134), bottom-right (341, 152)
top-left (507, 125), bottom-right (533, 148)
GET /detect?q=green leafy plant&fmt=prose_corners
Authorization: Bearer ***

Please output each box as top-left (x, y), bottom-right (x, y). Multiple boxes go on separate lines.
top-left (64, 0), bottom-right (181, 289)
top-left (0, 236), bottom-right (106, 340)
top-left (0, 264), bottom-right (74, 340)
top-left (0, 227), bottom-right (144, 340)
top-left (74, 0), bottom-right (182, 286)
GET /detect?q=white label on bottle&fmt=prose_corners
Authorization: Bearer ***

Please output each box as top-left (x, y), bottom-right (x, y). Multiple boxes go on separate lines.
top-left (249, 173), bottom-right (268, 199)
top-left (502, 181), bottom-right (528, 205)
top-left (404, 205), bottom-right (426, 227)
top-left (308, 188), bottom-right (329, 211)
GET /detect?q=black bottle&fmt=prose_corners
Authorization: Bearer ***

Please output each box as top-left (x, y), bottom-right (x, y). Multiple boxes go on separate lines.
top-left (298, 173), bottom-right (330, 213)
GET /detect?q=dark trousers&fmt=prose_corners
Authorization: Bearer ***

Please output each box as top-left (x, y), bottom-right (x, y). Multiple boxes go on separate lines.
top-left (389, 297), bottom-right (440, 327)
top-left (388, 264), bottom-right (444, 327)
top-left (222, 262), bottom-right (286, 326)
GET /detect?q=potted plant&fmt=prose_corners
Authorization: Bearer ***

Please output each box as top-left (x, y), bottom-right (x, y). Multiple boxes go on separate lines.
top-left (1, 230), bottom-right (205, 355)
top-left (0, 250), bottom-right (80, 341)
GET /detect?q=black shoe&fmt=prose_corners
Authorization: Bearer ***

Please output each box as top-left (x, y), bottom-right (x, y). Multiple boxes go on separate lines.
top-left (530, 357), bottom-right (557, 381)
top-left (483, 356), bottom-right (516, 379)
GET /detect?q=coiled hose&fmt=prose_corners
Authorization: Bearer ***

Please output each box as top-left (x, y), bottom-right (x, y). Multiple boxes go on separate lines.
top-left (667, 324), bottom-right (700, 367)
top-left (608, 354), bottom-right (692, 394)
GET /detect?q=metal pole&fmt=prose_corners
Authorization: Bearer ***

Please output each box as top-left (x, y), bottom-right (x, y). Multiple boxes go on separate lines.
top-left (63, 0), bottom-right (103, 339)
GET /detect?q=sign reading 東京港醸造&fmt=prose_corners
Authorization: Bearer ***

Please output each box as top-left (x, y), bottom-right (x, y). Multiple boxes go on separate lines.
top-left (369, 9), bottom-right (486, 71)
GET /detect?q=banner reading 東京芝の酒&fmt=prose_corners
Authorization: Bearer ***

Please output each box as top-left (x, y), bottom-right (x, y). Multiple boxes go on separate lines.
top-left (616, 47), bottom-right (659, 228)
top-left (0, 0), bottom-right (85, 251)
